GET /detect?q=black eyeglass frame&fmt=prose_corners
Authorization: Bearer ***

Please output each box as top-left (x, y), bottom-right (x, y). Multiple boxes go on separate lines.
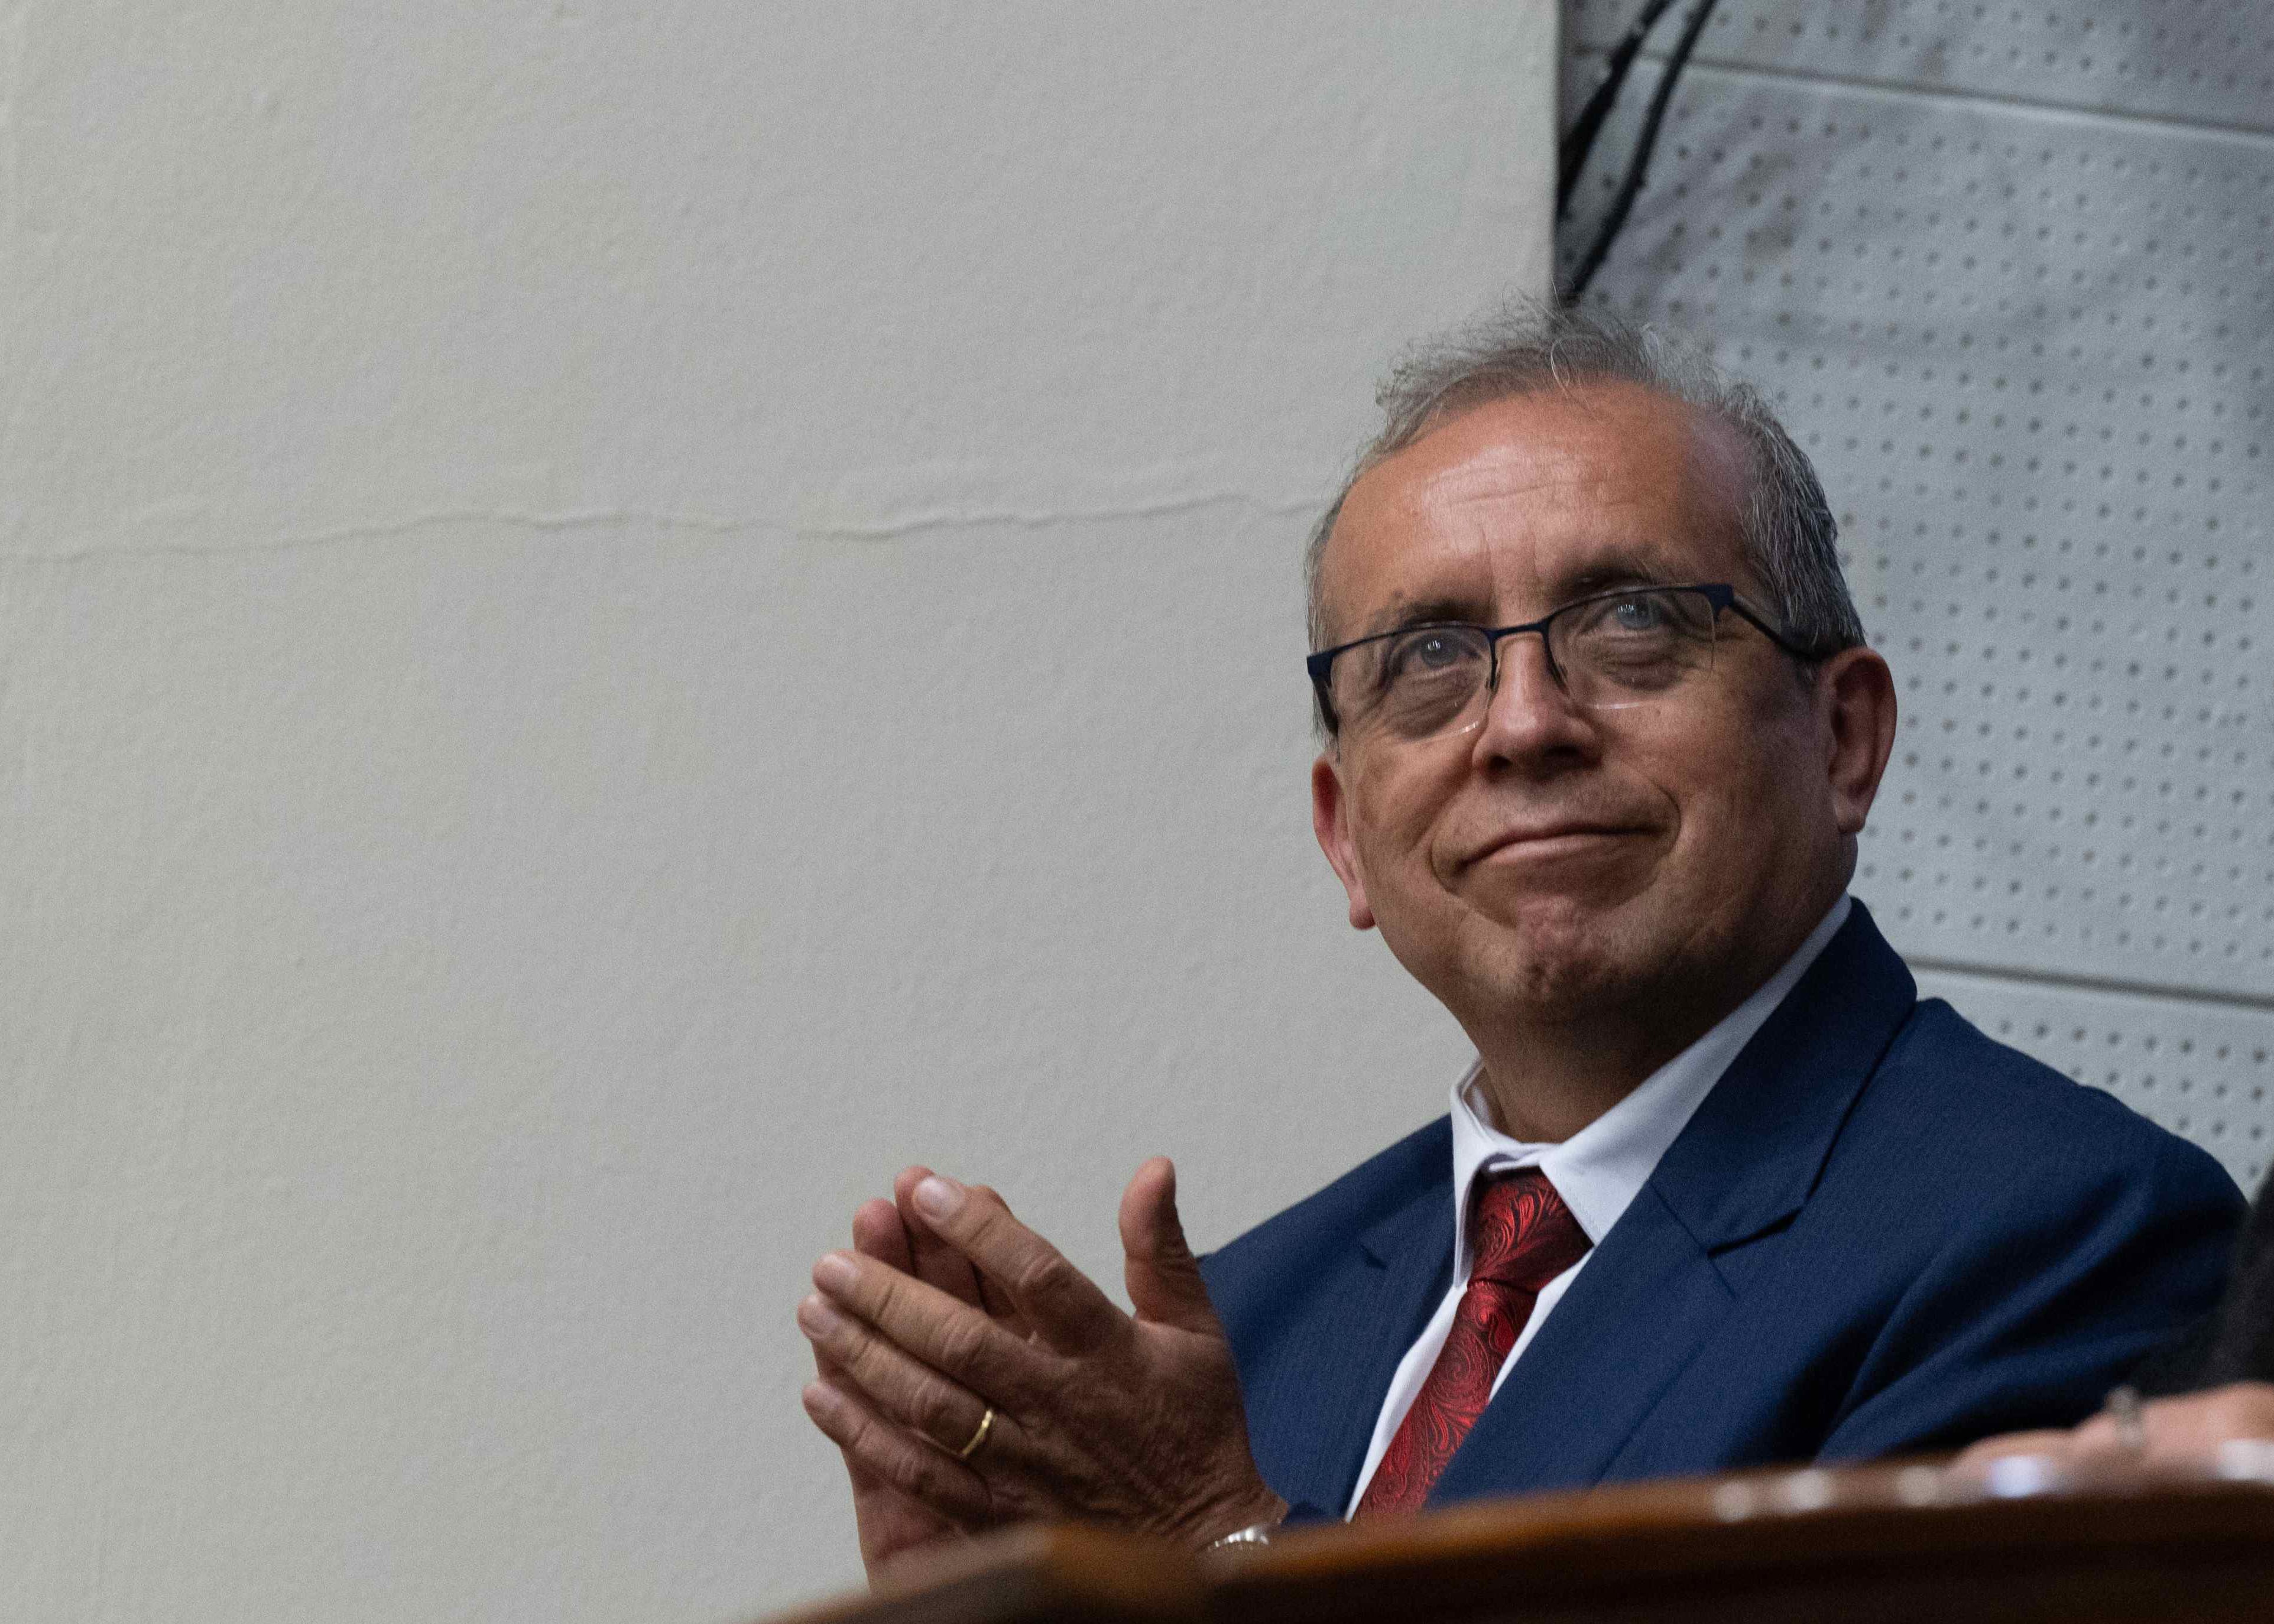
top-left (1305, 582), bottom-right (1819, 736)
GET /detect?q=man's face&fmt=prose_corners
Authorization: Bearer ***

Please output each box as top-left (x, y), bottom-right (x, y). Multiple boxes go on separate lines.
top-left (1310, 382), bottom-right (1860, 1040)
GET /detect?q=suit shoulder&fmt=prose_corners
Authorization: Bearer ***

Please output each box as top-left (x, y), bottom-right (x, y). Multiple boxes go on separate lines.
top-left (1855, 996), bottom-right (2239, 1204)
top-left (1202, 1116), bottom-right (1449, 1284)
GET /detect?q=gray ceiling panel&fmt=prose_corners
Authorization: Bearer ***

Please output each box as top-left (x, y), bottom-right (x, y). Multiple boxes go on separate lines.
top-left (1561, 54), bottom-right (2274, 1003)
top-left (1568, 0), bottom-right (2274, 130)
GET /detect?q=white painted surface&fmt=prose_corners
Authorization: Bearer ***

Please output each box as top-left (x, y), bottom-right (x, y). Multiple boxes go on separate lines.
top-left (0, 5), bottom-right (1556, 1618)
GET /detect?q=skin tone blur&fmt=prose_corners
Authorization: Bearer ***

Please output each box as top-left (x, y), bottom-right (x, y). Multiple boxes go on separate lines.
top-left (798, 382), bottom-right (1898, 1577)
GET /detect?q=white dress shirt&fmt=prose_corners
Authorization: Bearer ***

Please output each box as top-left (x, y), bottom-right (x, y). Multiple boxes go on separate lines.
top-left (1344, 895), bottom-right (1853, 1515)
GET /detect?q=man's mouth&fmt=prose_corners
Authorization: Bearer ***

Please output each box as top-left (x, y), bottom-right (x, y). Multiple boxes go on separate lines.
top-left (1461, 824), bottom-right (1649, 867)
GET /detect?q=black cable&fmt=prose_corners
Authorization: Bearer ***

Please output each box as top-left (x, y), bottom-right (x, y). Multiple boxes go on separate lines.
top-left (1557, 0), bottom-right (1682, 219)
top-left (1563, 0), bottom-right (1721, 301)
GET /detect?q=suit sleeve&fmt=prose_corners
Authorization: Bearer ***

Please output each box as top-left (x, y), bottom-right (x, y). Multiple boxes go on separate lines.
top-left (1815, 1129), bottom-right (2244, 1459)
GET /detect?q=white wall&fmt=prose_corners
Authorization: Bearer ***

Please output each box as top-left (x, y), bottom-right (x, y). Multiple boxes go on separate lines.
top-left (0, 6), bottom-right (1556, 1618)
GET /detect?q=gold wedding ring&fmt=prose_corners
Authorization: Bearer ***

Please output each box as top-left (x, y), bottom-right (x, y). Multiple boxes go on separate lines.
top-left (956, 1405), bottom-right (997, 1461)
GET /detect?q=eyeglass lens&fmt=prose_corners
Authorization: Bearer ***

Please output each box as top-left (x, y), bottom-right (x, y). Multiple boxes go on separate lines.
top-left (1332, 587), bottom-right (1723, 740)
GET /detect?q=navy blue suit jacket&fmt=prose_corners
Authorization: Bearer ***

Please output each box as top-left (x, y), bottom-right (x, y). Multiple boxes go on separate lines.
top-left (1201, 905), bottom-right (2243, 1518)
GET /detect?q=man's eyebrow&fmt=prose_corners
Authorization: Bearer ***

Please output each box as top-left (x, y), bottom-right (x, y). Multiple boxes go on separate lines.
top-left (1555, 552), bottom-right (1682, 600)
top-left (1342, 550), bottom-right (1688, 642)
top-left (1351, 595), bottom-right (1488, 641)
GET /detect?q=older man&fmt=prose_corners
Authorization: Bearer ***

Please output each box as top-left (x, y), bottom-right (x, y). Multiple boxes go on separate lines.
top-left (796, 305), bottom-right (2242, 1570)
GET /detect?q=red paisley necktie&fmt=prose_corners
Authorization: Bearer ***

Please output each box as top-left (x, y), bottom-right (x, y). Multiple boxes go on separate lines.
top-left (1354, 1168), bottom-right (1591, 1518)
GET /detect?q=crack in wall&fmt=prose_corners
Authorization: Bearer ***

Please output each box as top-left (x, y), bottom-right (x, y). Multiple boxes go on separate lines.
top-left (0, 490), bottom-right (1325, 565)
top-left (794, 489), bottom-right (1321, 544)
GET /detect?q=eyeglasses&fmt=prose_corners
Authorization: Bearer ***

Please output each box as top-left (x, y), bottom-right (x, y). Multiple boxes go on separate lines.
top-left (1305, 583), bottom-right (1813, 742)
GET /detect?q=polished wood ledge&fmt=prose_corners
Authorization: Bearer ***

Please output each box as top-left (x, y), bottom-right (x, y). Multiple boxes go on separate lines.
top-left (768, 1451), bottom-right (2274, 1624)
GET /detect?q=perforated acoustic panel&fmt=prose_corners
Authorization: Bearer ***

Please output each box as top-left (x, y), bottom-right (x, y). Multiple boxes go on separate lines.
top-left (1562, 1), bottom-right (2274, 1188)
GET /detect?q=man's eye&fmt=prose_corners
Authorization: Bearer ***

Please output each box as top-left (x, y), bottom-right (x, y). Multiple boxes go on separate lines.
top-left (1607, 595), bottom-right (1666, 631)
top-left (1572, 591), bottom-right (1709, 642)
top-left (1384, 630), bottom-right (1481, 680)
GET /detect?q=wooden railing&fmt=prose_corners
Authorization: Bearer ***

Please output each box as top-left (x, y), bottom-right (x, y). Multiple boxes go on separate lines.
top-left (768, 1455), bottom-right (2274, 1624)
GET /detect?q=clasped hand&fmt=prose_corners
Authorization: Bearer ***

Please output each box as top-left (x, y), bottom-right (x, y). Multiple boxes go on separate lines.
top-left (797, 1157), bottom-right (1285, 1576)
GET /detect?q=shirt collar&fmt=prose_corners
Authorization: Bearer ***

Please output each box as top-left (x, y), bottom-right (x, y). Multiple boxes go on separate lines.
top-left (1446, 894), bottom-right (1854, 1268)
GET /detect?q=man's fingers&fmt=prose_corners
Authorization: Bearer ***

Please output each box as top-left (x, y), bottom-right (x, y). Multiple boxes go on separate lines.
top-left (972, 1184), bottom-right (1015, 1221)
top-left (844, 1192), bottom-right (953, 1485)
top-left (809, 1290), bottom-right (963, 1574)
top-left (1951, 1428), bottom-right (2075, 1470)
top-left (1117, 1157), bottom-right (1220, 1333)
top-left (861, 1174), bottom-right (1033, 1335)
top-left (966, 1185), bottom-right (1036, 1334)
top-left (2145, 1382), bottom-right (2274, 1455)
top-left (908, 1175), bottom-right (1127, 1357)
top-left (894, 1165), bottom-right (1004, 1314)
top-left (802, 1379), bottom-right (993, 1525)
top-left (852, 1198), bottom-right (915, 1274)
top-left (894, 1170), bottom-right (1039, 1336)
top-left (800, 1292), bottom-right (1005, 1462)
top-left (1954, 1384), bottom-right (2274, 1481)
top-left (811, 1321), bottom-right (896, 1495)
top-left (813, 1248), bottom-right (1050, 1401)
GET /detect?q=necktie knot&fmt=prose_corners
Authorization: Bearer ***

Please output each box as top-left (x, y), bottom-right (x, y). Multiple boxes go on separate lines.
top-left (1468, 1169), bottom-right (1589, 1293)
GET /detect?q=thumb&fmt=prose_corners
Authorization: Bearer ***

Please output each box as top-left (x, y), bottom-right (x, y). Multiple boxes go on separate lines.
top-left (1120, 1157), bottom-right (1219, 1333)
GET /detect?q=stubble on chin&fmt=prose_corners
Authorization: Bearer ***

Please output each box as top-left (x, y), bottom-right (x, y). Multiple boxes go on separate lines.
top-left (1425, 891), bottom-right (1664, 1032)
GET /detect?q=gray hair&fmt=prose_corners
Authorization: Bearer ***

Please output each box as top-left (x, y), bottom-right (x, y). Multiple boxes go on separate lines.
top-left (1305, 300), bottom-right (1866, 669)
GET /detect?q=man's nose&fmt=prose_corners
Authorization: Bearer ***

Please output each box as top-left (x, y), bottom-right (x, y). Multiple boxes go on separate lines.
top-left (1469, 633), bottom-right (1598, 767)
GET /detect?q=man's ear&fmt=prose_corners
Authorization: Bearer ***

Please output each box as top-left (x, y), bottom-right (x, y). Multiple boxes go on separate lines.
top-left (1816, 645), bottom-right (1899, 837)
top-left (1311, 750), bottom-right (1376, 931)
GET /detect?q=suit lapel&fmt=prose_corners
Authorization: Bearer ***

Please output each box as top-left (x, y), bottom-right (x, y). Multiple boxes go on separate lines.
top-left (1428, 904), bottom-right (1920, 1501)
top-left (1273, 1182), bottom-right (1454, 1517)
top-left (1644, 904), bottom-right (1916, 1253)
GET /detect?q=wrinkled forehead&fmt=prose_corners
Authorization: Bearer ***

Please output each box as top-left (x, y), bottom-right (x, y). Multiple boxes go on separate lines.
top-left (1318, 382), bottom-right (1751, 643)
